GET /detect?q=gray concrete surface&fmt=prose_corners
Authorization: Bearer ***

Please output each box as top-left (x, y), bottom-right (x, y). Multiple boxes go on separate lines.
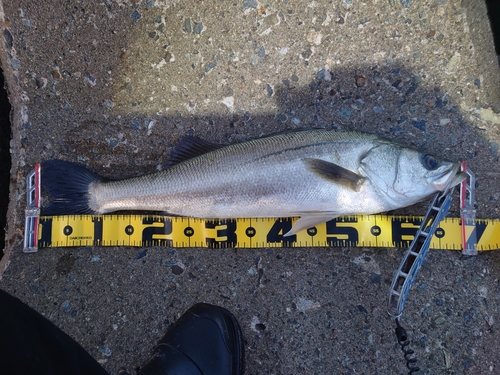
top-left (1, 0), bottom-right (500, 374)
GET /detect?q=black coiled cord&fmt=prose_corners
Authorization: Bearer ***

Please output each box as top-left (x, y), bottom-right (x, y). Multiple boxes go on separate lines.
top-left (395, 319), bottom-right (420, 375)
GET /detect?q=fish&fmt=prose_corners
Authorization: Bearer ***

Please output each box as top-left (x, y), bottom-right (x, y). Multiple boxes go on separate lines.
top-left (41, 129), bottom-right (466, 236)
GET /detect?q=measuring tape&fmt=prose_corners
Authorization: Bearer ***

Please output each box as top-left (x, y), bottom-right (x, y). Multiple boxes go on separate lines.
top-left (23, 163), bottom-right (499, 252)
top-left (27, 214), bottom-right (498, 250)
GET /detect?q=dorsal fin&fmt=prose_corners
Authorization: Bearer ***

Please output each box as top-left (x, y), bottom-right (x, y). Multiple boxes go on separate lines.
top-left (166, 136), bottom-right (224, 166)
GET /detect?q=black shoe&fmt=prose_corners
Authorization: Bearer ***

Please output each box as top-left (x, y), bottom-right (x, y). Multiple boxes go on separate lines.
top-left (139, 303), bottom-right (245, 375)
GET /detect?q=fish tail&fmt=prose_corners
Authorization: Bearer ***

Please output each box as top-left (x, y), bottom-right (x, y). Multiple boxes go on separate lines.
top-left (41, 160), bottom-right (103, 215)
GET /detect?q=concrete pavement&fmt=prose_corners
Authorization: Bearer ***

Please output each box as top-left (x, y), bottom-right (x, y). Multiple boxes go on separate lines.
top-left (1, 1), bottom-right (500, 373)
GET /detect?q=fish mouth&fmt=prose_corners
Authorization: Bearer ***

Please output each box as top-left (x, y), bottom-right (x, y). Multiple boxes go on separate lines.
top-left (432, 162), bottom-right (467, 191)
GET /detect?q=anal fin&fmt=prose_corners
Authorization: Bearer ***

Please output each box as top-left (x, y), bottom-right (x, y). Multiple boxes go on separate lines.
top-left (284, 215), bottom-right (337, 237)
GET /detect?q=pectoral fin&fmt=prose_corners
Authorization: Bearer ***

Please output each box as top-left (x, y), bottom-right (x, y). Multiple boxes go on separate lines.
top-left (284, 215), bottom-right (337, 237)
top-left (303, 158), bottom-right (366, 191)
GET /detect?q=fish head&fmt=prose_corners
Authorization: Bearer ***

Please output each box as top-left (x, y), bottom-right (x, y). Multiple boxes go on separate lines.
top-left (360, 143), bottom-right (466, 208)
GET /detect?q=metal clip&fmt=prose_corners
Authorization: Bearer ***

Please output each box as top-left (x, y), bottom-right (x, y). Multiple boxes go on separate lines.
top-left (387, 186), bottom-right (455, 318)
top-left (24, 164), bottom-right (41, 253)
top-left (460, 162), bottom-right (477, 256)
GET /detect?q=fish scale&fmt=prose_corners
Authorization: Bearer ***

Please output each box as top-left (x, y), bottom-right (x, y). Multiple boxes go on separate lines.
top-left (91, 133), bottom-right (379, 217)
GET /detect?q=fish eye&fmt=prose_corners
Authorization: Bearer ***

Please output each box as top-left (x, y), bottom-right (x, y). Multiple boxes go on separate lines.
top-left (422, 154), bottom-right (439, 170)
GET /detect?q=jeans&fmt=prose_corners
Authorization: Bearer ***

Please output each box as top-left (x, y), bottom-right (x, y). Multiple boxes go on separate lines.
top-left (0, 289), bottom-right (109, 375)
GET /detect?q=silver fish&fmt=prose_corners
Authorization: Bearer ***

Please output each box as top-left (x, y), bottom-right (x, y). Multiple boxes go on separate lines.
top-left (42, 129), bottom-right (466, 236)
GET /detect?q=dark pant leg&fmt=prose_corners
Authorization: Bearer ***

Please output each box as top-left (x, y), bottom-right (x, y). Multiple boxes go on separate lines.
top-left (0, 289), bottom-right (109, 375)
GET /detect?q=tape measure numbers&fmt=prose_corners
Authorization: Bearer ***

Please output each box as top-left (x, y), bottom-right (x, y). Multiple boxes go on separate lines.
top-left (34, 214), bottom-right (499, 250)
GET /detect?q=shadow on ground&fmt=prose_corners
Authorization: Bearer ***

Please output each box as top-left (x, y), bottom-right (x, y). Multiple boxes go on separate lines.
top-left (36, 64), bottom-right (498, 216)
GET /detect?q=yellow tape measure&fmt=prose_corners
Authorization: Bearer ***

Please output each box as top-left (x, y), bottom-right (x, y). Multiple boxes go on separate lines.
top-left (34, 214), bottom-right (500, 250)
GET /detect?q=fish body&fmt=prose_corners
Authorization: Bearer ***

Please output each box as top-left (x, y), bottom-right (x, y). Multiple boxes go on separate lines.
top-left (42, 129), bottom-right (465, 235)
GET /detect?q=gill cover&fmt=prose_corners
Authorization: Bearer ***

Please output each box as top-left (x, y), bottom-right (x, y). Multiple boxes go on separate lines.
top-left (359, 143), bottom-right (455, 208)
